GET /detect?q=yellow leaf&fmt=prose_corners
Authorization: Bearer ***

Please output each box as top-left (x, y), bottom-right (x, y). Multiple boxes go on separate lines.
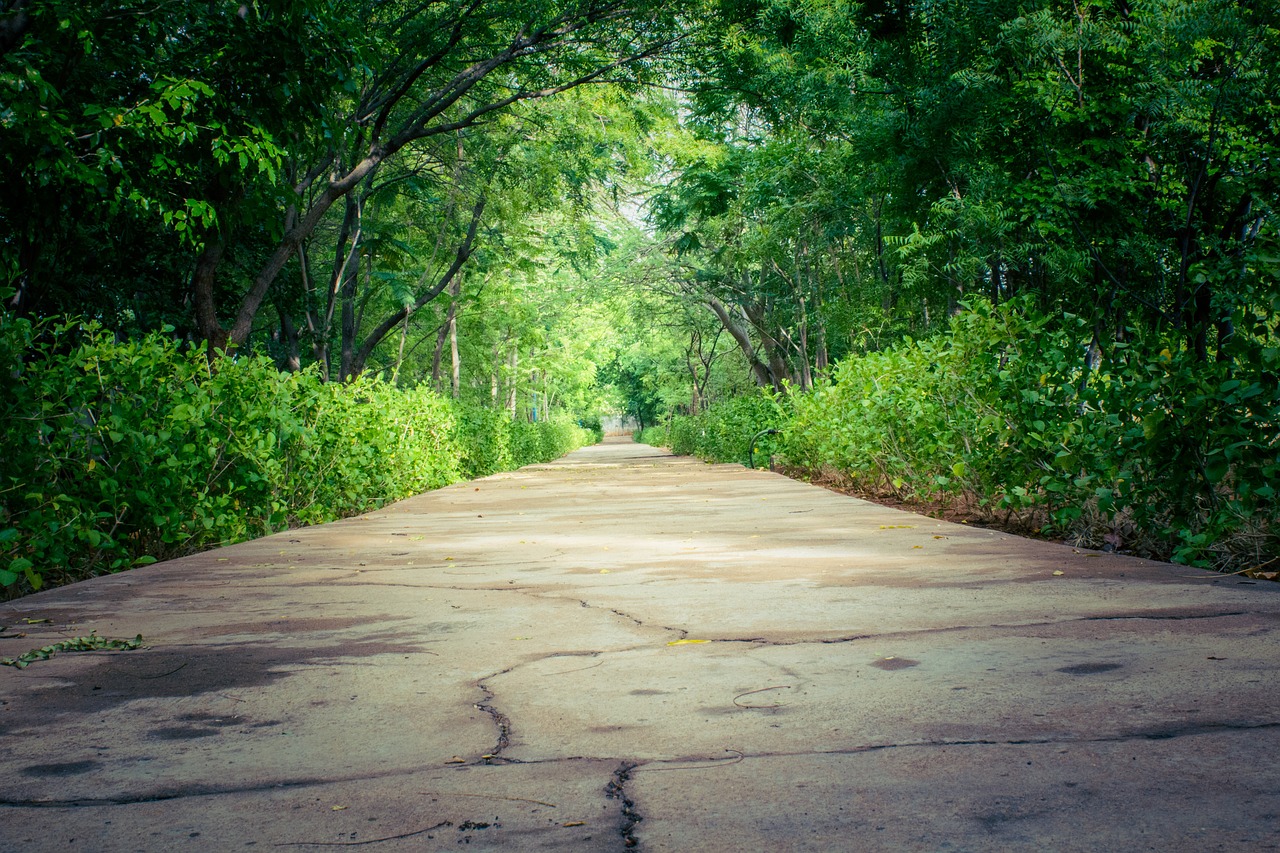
top-left (331, 806), bottom-right (347, 811)
top-left (1052, 570), bottom-right (1065, 576)
top-left (599, 569), bottom-right (610, 574)
top-left (879, 525), bottom-right (916, 529)
top-left (668, 639), bottom-right (709, 646)
top-left (912, 545), bottom-right (923, 549)
top-left (87, 459), bottom-right (96, 471)
top-left (113, 114), bottom-right (124, 126)
top-left (444, 756), bottom-right (466, 764)
top-left (563, 821), bottom-right (586, 828)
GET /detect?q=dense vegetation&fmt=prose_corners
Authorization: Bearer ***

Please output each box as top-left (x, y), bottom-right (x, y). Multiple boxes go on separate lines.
top-left (2, 0), bottom-right (1276, 591)
top-left (639, 298), bottom-right (1277, 570)
top-left (0, 314), bottom-right (595, 596)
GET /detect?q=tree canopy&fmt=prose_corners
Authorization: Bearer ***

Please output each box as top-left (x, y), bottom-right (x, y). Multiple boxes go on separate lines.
top-left (2, 0), bottom-right (1276, 415)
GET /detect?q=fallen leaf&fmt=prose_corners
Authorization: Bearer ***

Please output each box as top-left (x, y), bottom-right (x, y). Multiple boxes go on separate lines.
top-left (444, 756), bottom-right (466, 764)
top-left (331, 805), bottom-right (347, 811)
top-left (667, 639), bottom-right (709, 646)
top-left (562, 821), bottom-right (586, 828)
top-left (1053, 570), bottom-right (1065, 576)
top-left (879, 525), bottom-right (916, 529)
top-left (912, 545), bottom-right (923, 549)
top-left (599, 569), bottom-right (610, 574)
top-left (22, 618), bottom-right (51, 625)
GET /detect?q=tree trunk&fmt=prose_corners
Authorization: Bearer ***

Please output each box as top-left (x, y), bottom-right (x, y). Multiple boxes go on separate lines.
top-left (448, 278), bottom-right (461, 398)
top-left (191, 233), bottom-right (228, 359)
top-left (277, 309), bottom-right (302, 372)
top-left (706, 295), bottom-right (773, 388)
top-left (345, 197), bottom-right (484, 380)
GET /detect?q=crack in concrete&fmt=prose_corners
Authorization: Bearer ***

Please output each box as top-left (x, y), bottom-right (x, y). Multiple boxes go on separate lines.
top-left (627, 608), bottom-right (1266, 649)
top-left (605, 760), bottom-right (644, 849)
top-left (472, 666), bottom-right (520, 766)
top-left (0, 766), bottom-right (426, 808)
top-left (623, 720), bottom-right (1280, 772)
top-left (6, 721), bottom-right (1274, 811)
top-left (1080, 610), bottom-right (1250, 622)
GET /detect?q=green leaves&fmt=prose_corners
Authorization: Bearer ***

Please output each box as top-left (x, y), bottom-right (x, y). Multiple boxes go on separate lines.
top-left (764, 296), bottom-right (1277, 571)
top-left (0, 318), bottom-right (599, 599)
top-left (1, 632), bottom-right (144, 669)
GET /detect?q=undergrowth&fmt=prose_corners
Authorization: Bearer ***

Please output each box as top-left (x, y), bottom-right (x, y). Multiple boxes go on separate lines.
top-left (641, 298), bottom-right (1278, 574)
top-left (0, 317), bottom-right (593, 598)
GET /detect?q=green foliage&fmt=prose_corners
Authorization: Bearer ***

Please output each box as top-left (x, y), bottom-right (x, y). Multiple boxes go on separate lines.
top-left (664, 391), bottom-right (791, 464)
top-left (1, 632), bottom-right (144, 669)
top-left (780, 298), bottom-right (1278, 569)
top-left (633, 426), bottom-right (668, 447)
top-left (0, 321), bottom-right (592, 598)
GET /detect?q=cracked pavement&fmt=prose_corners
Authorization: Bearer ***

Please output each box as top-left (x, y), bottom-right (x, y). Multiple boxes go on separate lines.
top-left (2, 436), bottom-right (1278, 851)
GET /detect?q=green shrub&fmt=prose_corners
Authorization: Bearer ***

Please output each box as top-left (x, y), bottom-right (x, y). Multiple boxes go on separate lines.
top-left (667, 393), bottom-right (790, 463)
top-left (633, 425), bottom-right (668, 447)
top-left (782, 297), bottom-right (1278, 569)
top-left (0, 321), bottom-right (593, 598)
top-left (663, 298), bottom-right (1275, 570)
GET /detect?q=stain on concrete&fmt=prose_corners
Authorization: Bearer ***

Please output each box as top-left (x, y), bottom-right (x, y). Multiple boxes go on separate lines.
top-left (22, 761), bottom-right (99, 778)
top-left (149, 726), bottom-right (220, 741)
top-left (1057, 662), bottom-right (1123, 675)
top-left (872, 657), bottom-right (920, 671)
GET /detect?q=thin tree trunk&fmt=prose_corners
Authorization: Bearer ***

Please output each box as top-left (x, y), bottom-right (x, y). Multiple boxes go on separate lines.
top-left (706, 295), bottom-right (773, 388)
top-left (448, 278), bottom-right (461, 398)
top-left (277, 309), bottom-right (302, 372)
top-left (191, 233), bottom-right (228, 358)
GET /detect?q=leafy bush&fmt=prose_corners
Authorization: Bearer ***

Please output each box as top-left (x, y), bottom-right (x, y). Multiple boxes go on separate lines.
top-left (633, 425), bottom-right (668, 446)
top-left (782, 298), bottom-right (1278, 569)
top-left (661, 298), bottom-right (1276, 571)
top-left (0, 321), bottom-right (594, 598)
top-left (664, 393), bottom-right (791, 464)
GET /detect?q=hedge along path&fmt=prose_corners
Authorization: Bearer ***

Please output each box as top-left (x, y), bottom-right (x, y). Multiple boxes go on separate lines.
top-left (1, 436), bottom-right (1278, 852)
top-left (1, 325), bottom-right (596, 598)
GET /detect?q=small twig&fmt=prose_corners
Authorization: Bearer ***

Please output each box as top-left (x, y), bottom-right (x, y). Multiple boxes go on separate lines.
top-left (544, 659), bottom-right (605, 675)
top-left (1183, 557), bottom-right (1278, 579)
top-left (732, 685), bottom-right (792, 708)
top-left (642, 749), bottom-right (746, 772)
top-left (418, 791), bottom-right (557, 808)
top-left (120, 661), bottom-right (187, 680)
top-left (275, 820), bottom-right (452, 847)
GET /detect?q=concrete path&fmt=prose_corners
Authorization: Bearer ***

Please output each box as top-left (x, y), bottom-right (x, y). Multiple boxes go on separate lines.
top-left (2, 437), bottom-right (1278, 852)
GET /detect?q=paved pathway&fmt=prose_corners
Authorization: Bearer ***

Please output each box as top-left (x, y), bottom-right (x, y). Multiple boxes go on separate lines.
top-left (2, 437), bottom-right (1278, 851)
